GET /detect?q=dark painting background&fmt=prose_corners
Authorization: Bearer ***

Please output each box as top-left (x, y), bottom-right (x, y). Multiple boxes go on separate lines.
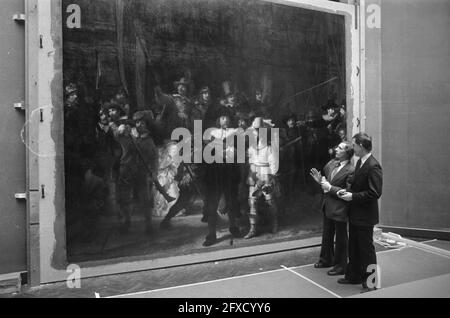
top-left (63, 0), bottom-right (345, 122)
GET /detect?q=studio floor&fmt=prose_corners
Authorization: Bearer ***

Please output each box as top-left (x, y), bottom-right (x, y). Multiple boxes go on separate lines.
top-left (10, 238), bottom-right (450, 298)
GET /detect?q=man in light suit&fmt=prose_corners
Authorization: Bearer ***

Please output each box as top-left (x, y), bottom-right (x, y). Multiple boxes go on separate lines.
top-left (311, 141), bottom-right (354, 276)
top-left (337, 132), bottom-right (383, 293)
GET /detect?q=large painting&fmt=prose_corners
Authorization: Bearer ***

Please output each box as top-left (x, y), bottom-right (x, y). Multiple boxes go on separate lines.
top-left (62, 0), bottom-right (347, 262)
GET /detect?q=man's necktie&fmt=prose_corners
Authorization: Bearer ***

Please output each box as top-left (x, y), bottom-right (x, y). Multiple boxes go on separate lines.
top-left (355, 158), bottom-right (362, 172)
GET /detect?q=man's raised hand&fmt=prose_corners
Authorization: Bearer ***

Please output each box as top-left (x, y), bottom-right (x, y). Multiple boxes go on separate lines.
top-left (310, 168), bottom-right (322, 184)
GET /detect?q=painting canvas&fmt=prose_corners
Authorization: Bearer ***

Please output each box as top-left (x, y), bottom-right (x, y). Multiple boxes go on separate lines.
top-left (62, 0), bottom-right (347, 263)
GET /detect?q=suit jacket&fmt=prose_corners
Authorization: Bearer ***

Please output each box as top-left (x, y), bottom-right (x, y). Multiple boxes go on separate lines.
top-left (347, 155), bottom-right (383, 226)
top-left (321, 159), bottom-right (354, 222)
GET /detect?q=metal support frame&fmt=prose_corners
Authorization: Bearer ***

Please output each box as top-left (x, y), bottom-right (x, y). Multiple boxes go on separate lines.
top-left (25, 0), bottom-right (41, 287)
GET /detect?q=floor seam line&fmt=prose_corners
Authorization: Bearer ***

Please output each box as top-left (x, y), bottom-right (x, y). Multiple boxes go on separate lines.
top-left (280, 265), bottom-right (342, 298)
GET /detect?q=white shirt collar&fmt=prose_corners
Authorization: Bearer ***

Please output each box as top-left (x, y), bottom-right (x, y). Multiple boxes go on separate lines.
top-left (339, 160), bottom-right (349, 167)
top-left (360, 153), bottom-right (372, 165)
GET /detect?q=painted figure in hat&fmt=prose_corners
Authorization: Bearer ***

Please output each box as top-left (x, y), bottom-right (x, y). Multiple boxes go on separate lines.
top-left (250, 89), bottom-right (272, 119)
top-left (236, 111), bottom-right (250, 131)
top-left (155, 77), bottom-right (194, 132)
top-left (235, 111), bottom-right (251, 216)
top-left (64, 82), bottom-right (84, 214)
top-left (192, 86), bottom-right (212, 124)
top-left (64, 83), bottom-right (83, 140)
top-left (65, 83), bottom-right (79, 107)
top-left (114, 88), bottom-right (131, 118)
top-left (93, 103), bottom-right (118, 180)
top-left (214, 92), bottom-right (243, 127)
top-left (201, 114), bottom-right (243, 247)
top-left (278, 114), bottom-right (305, 214)
top-left (107, 102), bottom-right (138, 233)
top-left (132, 111), bottom-right (159, 234)
top-left (64, 83), bottom-right (81, 144)
top-left (91, 104), bottom-right (119, 216)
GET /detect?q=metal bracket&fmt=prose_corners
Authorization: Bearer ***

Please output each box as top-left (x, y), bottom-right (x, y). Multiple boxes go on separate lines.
top-left (14, 102), bottom-right (25, 111)
top-left (15, 193), bottom-right (27, 201)
top-left (12, 13), bottom-right (26, 22)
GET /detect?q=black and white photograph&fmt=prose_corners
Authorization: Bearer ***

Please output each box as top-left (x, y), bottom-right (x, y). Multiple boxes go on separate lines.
top-left (0, 0), bottom-right (449, 301)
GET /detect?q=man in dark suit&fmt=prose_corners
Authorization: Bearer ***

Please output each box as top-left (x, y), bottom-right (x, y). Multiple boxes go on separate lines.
top-left (310, 141), bottom-right (354, 276)
top-left (337, 132), bottom-right (383, 293)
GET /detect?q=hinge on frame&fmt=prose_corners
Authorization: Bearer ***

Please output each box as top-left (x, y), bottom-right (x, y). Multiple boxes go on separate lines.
top-left (15, 193), bottom-right (27, 201)
top-left (12, 13), bottom-right (26, 23)
top-left (14, 101), bottom-right (25, 111)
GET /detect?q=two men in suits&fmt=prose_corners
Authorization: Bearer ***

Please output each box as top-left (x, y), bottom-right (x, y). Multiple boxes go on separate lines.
top-left (337, 132), bottom-right (383, 292)
top-left (311, 141), bottom-right (355, 276)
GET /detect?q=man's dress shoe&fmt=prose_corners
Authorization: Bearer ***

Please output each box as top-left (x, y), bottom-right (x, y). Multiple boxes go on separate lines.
top-left (327, 268), bottom-right (345, 276)
top-left (360, 286), bottom-right (378, 293)
top-left (314, 261), bottom-right (333, 269)
top-left (337, 278), bottom-right (362, 285)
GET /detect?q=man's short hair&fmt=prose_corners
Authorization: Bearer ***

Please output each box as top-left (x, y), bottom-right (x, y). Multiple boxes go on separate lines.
top-left (353, 132), bottom-right (372, 152)
top-left (342, 141), bottom-right (355, 160)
